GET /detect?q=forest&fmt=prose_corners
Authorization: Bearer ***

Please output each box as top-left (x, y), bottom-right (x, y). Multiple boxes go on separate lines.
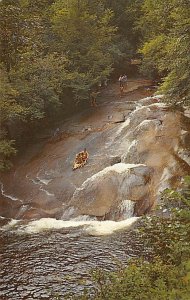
top-left (0, 1), bottom-right (190, 299)
top-left (1, 0), bottom-right (189, 171)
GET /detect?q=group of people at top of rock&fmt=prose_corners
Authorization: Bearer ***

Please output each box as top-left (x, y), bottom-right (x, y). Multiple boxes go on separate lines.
top-left (119, 74), bottom-right (128, 87)
top-left (90, 75), bottom-right (127, 106)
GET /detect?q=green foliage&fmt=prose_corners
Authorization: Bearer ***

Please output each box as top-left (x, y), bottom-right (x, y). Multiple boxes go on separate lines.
top-left (0, 66), bottom-right (26, 170)
top-left (0, 67), bottom-right (27, 122)
top-left (0, 139), bottom-right (16, 171)
top-left (86, 260), bottom-right (190, 300)
top-left (72, 260), bottom-right (190, 300)
top-left (50, 0), bottom-right (117, 99)
top-left (104, 0), bottom-right (143, 72)
top-left (10, 54), bottom-right (69, 119)
top-left (141, 179), bottom-right (190, 265)
top-left (139, 0), bottom-right (190, 105)
top-left (0, 1), bottom-right (24, 73)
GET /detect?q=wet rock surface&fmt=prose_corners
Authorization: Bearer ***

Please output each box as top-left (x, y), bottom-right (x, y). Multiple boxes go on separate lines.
top-left (0, 80), bottom-right (190, 220)
top-left (66, 164), bottom-right (152, 218)
top-left (0, 80), bottom-right (190, 299)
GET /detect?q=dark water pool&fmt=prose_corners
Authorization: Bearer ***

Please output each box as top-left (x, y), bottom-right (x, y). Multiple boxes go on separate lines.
top-left (0, 224), bottom-right (144, 300)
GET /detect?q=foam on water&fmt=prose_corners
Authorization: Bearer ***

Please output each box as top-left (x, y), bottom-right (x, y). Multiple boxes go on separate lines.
top-left (116, 118), bottom-right (130, 135)
top-left (26, 173), bottom-right (54, 197)
top-left (6, 217), bottom-right (139, 236)
top-left (0, 182), bottom-right (22, 202)
top-left (36, 176), bottom-right (52, 185)
top-left (39, 187), bottom-right (55, 197)
top-left (1, 219), bottom-right (19, 230)
top-left (14, 205), bottom-right (30, 219)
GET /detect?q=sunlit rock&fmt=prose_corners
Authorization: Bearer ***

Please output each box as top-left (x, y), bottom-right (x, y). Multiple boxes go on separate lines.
top-left (64, 163), bottom-right (153, 219)
top-left (138, 95), bottom-right (164, 106)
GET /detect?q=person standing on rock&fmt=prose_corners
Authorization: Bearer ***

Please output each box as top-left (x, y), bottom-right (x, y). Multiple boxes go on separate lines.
top-left (90, 91), bottom-right (100, 107)
top-left (120, 85), bottom-right (124, 98)
top-left (119, 75), bottom-right (124, 88)
top-left (104, 79), bottom-right (108, 87)
top-left (51, 127), bottom-right (62, 142)
top-left (122, 74), bottom-right (128, 87)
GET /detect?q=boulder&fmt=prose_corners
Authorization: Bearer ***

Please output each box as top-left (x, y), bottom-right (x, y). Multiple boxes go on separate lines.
top-left (132, 119), bottom-right (161, 137)
top-left (138, 95), bottom-right (163, 106)
top-left (122, 140), bottom-right (141, 164)
top-left (129, 103), bottom-right (167, 129)
top-left (63, 163), bottom-right (153, 219)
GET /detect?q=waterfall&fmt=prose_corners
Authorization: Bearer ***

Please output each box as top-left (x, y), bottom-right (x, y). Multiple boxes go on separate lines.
top-left (118, 200), bottom-right (135, 219)
top-left (0, 182), bottom-right (22, 202)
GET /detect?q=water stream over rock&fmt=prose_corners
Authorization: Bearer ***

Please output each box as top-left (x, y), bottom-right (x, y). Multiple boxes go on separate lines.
top-left (0, 80), bottom-right (190, 299)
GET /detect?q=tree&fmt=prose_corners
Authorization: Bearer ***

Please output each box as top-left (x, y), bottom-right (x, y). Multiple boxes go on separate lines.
top-left (0, 0), bottom-right (145, 171)
top-left (0, 66), bottom-right (26, 170)
top-left (0, 1), bottom-right (25, 74)
top-left (139, 0), bottom-right (190, 105)
top-left (0, 0), bottom-right (62, 170)
top-left (104, 0), bottom-right (143, 73)
top-left (50, 0), bottom-right (117, 100)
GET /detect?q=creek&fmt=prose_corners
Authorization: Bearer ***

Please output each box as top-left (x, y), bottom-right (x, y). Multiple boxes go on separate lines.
top-left (0, 79), bottom-right (190, 299)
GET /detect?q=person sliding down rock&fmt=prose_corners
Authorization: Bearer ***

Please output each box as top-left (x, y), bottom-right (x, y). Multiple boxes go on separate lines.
top-left (72, 148), bottom-right (89, 170)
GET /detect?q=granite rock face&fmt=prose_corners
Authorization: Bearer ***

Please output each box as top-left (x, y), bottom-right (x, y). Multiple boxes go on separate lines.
top-left (64, 163), bottom-right (153, 219)
top-left (62, 97), bottom-right (190, 220)
top-left (1, 94), bottom-right (189, 221)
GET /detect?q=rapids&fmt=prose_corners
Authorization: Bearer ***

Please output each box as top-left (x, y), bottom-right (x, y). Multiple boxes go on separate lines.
top-left (0, 79), bottom-right (190, 299)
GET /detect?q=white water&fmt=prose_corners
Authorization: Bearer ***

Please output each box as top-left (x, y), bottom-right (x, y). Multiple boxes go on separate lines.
top-left (36, 176), bottom-right (53, 185)
top-left (116, 118), bottom-right (130, 135)
top-left (0, 182), bottom-right (22, 202)
top-left (2, 216), bottom-right (139, 236)
top-left (2, 219), bottom-right (19, 230)
top-left (27, 173), bottom-right (55, 197)
top-left (118, 200), bottom-right (135, 219)
top-left (14, 205), bottom-right (30, 219)
top-left (39, 187), bottom-right (55, 197)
